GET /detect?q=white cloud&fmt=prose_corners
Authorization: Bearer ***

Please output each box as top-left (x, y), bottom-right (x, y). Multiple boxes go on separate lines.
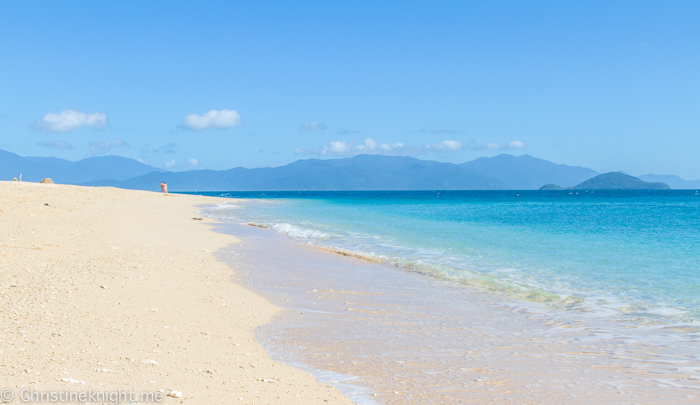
top-left (161, 158), bottom-right (199, 171)
top-left (296, 137), bottom-right (525, 156)
top-left (425, 140), bottom-right (462, 151)
top-left (330, 138), bottom-right (407, 155)
top-left (483, 140), bottom-right (526, 150)
top-left (33, 109), bottom-right (107, 132)
top-left (296, 138), bottom-right (461, 156)
top-left (299, 122), bottom-right (328, 132)
top-left (88, 139), bottom-right (128, 155)
top-left (182, 109), bottom-right (241, 130)
top-left (36, 140), bottom-right (73, 150)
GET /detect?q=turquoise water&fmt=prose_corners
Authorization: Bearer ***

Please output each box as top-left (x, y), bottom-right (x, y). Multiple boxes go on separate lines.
top-left (196, 190), bottom-right (700, 327)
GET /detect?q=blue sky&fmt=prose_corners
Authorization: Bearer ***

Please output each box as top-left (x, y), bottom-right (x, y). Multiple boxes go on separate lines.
top-left (1, 1), bottom-right (698, 178)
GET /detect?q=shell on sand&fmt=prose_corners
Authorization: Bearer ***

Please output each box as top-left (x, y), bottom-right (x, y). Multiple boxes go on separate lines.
top-left (167, 390), bottom-right (183, 398)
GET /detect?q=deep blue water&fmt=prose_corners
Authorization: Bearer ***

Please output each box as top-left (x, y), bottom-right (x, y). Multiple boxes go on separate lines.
top-left (190, 190), bottom-right (700, 326)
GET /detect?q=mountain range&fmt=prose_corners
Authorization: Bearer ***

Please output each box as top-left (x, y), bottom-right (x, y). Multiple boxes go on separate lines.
top-left (84, 154), bottom-right (598, 191)
top-left (638, 174), bottom-right (700, 190)
top-left (460, 154), bottom-right (597, 190)
top-left (2, 148), bottom-right (699, 191)
top-left (0, 149), bottom-right (164, 184)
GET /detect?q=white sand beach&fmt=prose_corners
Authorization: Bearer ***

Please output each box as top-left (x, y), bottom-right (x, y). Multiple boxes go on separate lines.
top-left (0, 182), bottom-right (353, 404)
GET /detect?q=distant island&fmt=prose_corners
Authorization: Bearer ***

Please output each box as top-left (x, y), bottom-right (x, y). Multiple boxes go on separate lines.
top-left (540, 172), bottom-right (670, 190)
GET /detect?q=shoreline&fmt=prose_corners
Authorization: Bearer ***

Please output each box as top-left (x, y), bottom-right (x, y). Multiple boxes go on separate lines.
top-left (208, 213), bottom-right (700, 404)
top-left (0, 182), bottom-right (353, 404)
top-left (199, 196), bottom-right (700, 331)
top-left (197, 192), bottom-right (700, 329)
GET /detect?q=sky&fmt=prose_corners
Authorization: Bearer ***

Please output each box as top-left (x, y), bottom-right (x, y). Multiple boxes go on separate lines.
top-left (1, 1), bottom-right (698, 178)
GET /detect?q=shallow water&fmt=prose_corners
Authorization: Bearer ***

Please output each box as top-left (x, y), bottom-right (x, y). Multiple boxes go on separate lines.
top-left (212, 221), bottom-right (700, 404)
top-left (199, 190), bottom-right (700, 328)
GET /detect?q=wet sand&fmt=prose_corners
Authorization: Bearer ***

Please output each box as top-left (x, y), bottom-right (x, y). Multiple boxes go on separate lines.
top-left (213, 220), bottom-right (700, 405)
top-left (0, 182), bottom-right (353, 404)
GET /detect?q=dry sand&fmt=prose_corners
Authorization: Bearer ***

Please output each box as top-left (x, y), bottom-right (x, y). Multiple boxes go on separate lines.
top-left (0, 181), bottom-right (354, 404)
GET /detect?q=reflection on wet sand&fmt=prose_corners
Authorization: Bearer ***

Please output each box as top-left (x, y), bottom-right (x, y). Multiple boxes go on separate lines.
top-left (215, 222), bottom-right (700, 405)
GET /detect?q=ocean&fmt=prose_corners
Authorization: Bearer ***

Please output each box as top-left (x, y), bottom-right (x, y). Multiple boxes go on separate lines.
top-left (194, 190), bottom-right (700, 403)
top-left (197, 190), bottom-right (700, 328)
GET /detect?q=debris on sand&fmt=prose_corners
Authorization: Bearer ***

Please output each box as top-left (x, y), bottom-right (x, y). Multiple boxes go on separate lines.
top-left (59, 377), bottom-right (86, 384)
top-left (40, 178), bottom-right (54, 184)
top-left (167, 390), bottom-right (183, 398)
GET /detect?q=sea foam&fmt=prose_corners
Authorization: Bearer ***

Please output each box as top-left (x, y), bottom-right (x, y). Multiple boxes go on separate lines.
top-left (199, 190), bottom-right (700, 328)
